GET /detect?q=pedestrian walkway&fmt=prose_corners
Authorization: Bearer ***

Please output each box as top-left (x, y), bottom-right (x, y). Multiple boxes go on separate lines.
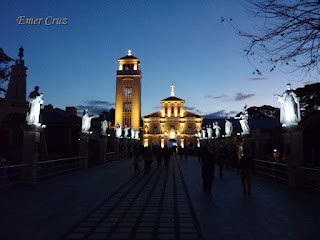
top-left (63, 158), bottom-right (202, 240)
top-left (179, 157), bottom-right (320, 240)
top-left (1, 156), bottom-right (319, 240)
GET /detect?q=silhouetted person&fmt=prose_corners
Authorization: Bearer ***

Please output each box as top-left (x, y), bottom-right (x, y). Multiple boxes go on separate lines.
top-left (164, 147), bottom-right (171, 170)
top-left (156, 147), bottom-right (162, 168)
top-left (178, 146), bottom-right (183, 160)
top-left (132, 152), bottom-right (141, 175)
top-left (217, 146), bottom-right (226, 177)
top-left (201, 146), bottom-right (215, 194)
top-left (239, 148), bottom-right (254, 196)
top-left (184, 147), bottom-right (188, 160)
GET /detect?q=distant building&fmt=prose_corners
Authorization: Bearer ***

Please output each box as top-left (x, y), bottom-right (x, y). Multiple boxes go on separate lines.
top-left (115, 50), bottom-right (141, 131)
top-left (142, 86), bottom-right (203, 148)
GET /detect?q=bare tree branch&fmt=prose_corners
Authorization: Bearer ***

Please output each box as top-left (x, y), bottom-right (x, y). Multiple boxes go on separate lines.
top-left (230, 0), bottom-right (320, 77)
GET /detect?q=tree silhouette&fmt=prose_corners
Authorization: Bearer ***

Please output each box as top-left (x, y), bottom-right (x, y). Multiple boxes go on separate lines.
top-left (295, 82), bottom-right (320, 117)
top-left (227, 0), bottom-right (320, 76)
top-left (0, 48), bottom-right (13, 97)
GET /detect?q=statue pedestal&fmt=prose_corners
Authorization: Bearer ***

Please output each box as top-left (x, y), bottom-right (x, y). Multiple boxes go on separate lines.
top-left (22, 125), bottom-right (43, 185)
top-left (79, 133), bottom-right (89, 169)
top-left (99, 136), bottom-right (108, 165)
top-left (283, 127), bottom-right (304, 188)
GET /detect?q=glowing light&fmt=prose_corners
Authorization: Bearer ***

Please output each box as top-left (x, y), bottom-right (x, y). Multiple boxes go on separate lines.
top-left (237, 133), bottom-right (240, 136)
top-left (128, 50), bottom-right (132, 56)
top-left (161, 139), bottom-right (164, 148)
top-left (181, 139), bottom-right (184, 148)
top-left (274, 149), bottom-right (277, 152)
top-left (144, 139), bottom-right (148, 147)
top-left (170, 130), bottom-right (175, 139)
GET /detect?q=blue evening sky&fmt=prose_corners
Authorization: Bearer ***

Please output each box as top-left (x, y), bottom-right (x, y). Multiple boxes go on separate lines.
top-left (1, 0), bottom-right (316, 117)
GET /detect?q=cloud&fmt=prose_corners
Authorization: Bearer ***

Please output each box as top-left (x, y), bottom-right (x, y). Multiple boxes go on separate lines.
top-left (153, 105), bottom-right (162, 110)
top-left (76, 100), bottom-right (115, 116)
top-left (234, 93), bottom-right (255, 101)
top-left (204, 110), bottom-right (237, 119)
top-left (249, 77), bottom-right (269, 81)
top-left (184, 106), bottom-right (202, 114)
top-left (205, 94), bottom-right (228, 99)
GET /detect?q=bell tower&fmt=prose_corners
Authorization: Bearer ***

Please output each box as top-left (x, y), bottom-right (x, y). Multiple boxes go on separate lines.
top-left (6, 47), bottom-right (27, 101)
top-left (115, 50), bottom-right (141, 130)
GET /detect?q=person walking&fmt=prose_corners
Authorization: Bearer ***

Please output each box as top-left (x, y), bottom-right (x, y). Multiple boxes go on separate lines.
top-left (156, 147), bottom-right (162, 168)
top-left (217, 146), bottom-right (226, 177)
top-left (239, 148), bottom-right (254, 196)
top-left (201, 146), bottom-right (215, 194)
top-left (132, 152), bottom-right (141, 175)
top-left (143, 147), bottom-right (153, 175)
top-left (164, 147), bottom-right (171, 170)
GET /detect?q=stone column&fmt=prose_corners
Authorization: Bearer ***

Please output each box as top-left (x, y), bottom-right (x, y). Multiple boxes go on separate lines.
top-left (22, 125), bottom-right (42, 185)
top-left (79, 133), bottom-right (89, 169)
top-left (283, 127), bottom-right (304, 188)
top-left (99, 136), bottom-right (108, 165)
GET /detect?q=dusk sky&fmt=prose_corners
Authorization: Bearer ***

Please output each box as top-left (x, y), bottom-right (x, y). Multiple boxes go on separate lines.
top-left (1, 0), bottom-right (317, 117)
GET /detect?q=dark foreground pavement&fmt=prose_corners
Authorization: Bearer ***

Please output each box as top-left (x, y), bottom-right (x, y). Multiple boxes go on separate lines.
top-left (1, 156), bottom-right (319, 240)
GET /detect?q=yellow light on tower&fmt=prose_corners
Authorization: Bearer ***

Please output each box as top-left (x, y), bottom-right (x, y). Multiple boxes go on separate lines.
top-left (161, 139), bottom-right (164, 148)
top-left (181, 139), bottom-right (184, 148)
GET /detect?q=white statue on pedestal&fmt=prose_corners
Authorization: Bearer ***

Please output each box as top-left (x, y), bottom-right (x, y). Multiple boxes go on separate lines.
top-left (225, 119), bottom-right (233, 137)
top-left (196, 132), bottom-right (201, 139)
top-left (213, 121), bottom-right (221, 138)
top-left (124, 125), bottom-right (130, 138)
top-left (115, 122), bottom-right (122, 138)
top-left (82, 109), bottom-right (95, 133)
top-left (134, 130), bottom-right (139, 139)
top-left (206, 125), bottom-right (213, 139)
top-left (130, 126), bottom-right (135, 139)
top-left (101, 120), bottom-right (108, 136)
top-left (235, 105), bottom-right (250, 135)
top-left (201, 129), bottom-right (206, 139)
top-left (275, 83), bottom-right (301, 127)
top-left (26, 86), bottom-right (44, 126)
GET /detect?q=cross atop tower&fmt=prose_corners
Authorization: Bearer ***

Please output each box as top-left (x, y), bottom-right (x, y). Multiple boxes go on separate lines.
top-left (128, 50), bottom-right (132, 56)
top-left (170, 85), bottom-right (175, 97)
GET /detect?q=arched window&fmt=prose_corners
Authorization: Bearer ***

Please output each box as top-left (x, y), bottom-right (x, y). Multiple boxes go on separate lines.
top-left (153, 127), bottom-right (158, 134)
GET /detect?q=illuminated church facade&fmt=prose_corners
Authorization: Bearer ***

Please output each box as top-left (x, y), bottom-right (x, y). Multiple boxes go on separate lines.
top-left (142, 86), bottom-right (203, 148)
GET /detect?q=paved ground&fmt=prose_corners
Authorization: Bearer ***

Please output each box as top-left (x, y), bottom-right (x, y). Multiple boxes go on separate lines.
top-left (1, 156), bottom-right (320, 240)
